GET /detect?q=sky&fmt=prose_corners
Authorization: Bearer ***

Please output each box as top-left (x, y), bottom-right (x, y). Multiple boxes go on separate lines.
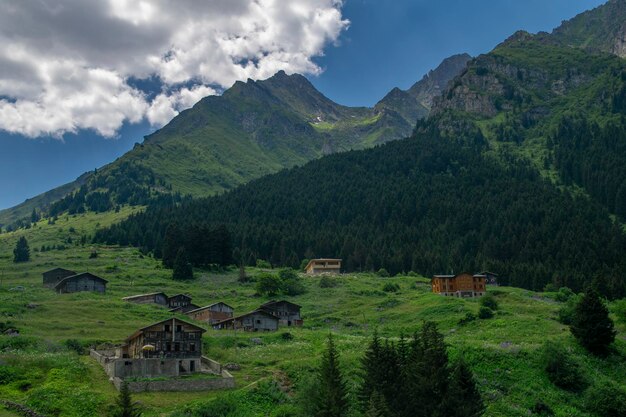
top-left (0, 0), bottom-right (607, 210)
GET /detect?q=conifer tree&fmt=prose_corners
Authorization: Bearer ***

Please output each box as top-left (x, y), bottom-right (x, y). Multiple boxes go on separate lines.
top-left (113, 382), bottom-right (142, 417)
top-left (13, 236), bottom-right (30, 263)
top-left (172, 247), bottom-right (193, 280)
top-left (360, 330), bottom-right (382, 409)
top-left (161, 223), bottom-right (182, 268)
top-left (570, 288), bottom-right (616, 355)
top-left (364, 390), bottom-right (391, 417)
top-left (444, 358), bottom-right (484, 417)
top-left (314, 334), bottom-right (348, 417)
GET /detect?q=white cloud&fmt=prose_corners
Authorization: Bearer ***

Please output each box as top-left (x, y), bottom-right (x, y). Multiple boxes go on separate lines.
top-left (0, 0), bottom-right (348, 138)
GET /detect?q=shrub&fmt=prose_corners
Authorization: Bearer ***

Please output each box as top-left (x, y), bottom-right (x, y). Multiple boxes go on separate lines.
top-left (382, 282), bottom-right (400, 293)
top-left (377, 268), bottom-right (390, 278)
top-left (280, 332), bottom-right (294, 341)
top-left (557, 294), bottom-right (581, 325)
top-left (541, 342), bottom-right (587, 392)
top-left (300, 259), bottom-right (310, 271)
top-left (613, 298), bottom-right (626, 325)
top-left (480, 293), bottom-right (498, 310)
top-left (64, 339), bottom-right (85, 355)
top-left (554, 287), bottom-right (574, 302)
top-left (319, 276), bottom-right (338, 288)
top-left (458, 312), bottom-right (477, 325)
top-left (530, 401), bottom-right (554, 416)
top-left (256, 273), bottom-right (283, 296)
top-left (570, 288), bottom-right (616, 355)
top-left (584, 382), bottom-right (626, 417)
top-left (478, 306), bottom-right (494, 319)
top-left (256, 259), bottom-right (272, 269)
top-left (89, 250), bottom-right (98, 259)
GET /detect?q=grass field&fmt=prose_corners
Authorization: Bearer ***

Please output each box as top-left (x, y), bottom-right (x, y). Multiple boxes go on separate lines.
top-left (0, 210), bottom-right (624, 417)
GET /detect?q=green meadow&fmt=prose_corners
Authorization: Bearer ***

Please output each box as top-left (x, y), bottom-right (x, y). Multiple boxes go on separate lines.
top-left (0, 211), bottom-right (624, 417)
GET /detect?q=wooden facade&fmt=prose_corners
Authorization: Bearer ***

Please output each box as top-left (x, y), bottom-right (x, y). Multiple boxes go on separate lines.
top-left (187, 302), bottom-right (235, 324)
top-left (123, 317), bottom-right (205, 361)
top-left (54, 272), bottom-right (107, 294)
top-left (431, 273), bottom-right (486, 298)
top-left (167, 294), bottom-right (197, 313)
top-left (122, 292), bottom-right (169, 306)
top-left (261, 300), bottom-right (303, 326)
top-left (305, 258), bottom-right (342, 275)
top-left (42, 268), bottom-right (76, 288)
top-left (213, 310), bottom-right (279, 332)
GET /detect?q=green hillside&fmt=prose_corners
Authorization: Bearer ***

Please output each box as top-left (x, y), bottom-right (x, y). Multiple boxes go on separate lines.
top-left (0, 213), bottom-right (624, 417)
top-left (0, 58), bottom-right (470, 230)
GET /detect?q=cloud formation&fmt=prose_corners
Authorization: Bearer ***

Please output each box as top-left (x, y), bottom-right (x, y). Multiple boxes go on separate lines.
top-left (0, 0), bottom-right (348, 137)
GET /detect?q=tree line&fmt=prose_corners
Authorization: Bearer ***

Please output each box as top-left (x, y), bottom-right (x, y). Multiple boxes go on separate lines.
top-left (94, 121), bottom-right (626, 297)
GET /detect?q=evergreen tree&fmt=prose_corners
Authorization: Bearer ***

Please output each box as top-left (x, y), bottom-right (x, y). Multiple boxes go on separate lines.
top-left (360, 330), bottom-right (382, 409)
top-left (162, 223), bottom-right (182, 268)
top-left (13, 236), bottom-right (30, 263)
top-left (364, 390), bottom-right (391, 417)
top-left (314, 334), bottom-right (348, 417)
top-left (113, 382), bottom-right (142, 417)
top-left (570, 288), bottom-right (616, 355)
top-left (30, 208), bottom-right (40, 224)
top-left (172, 247), bottom-right (193, 280)
top-left (444, 358), bottom-right (484, 417)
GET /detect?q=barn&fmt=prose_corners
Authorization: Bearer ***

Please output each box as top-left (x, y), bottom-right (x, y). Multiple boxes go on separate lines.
top-left (42, 268), bottom-right (77, 288)
top-left (54, 272), bottom-right (108, 294)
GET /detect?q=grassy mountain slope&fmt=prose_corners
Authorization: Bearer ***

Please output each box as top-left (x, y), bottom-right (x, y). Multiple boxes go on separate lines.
top-left (0, 214), bottom-right (624, 417)
top-left (0, 58), bottom-right (470, 228)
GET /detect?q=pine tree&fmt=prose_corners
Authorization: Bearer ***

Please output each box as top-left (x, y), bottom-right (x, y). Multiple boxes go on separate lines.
top-left (13, 236), bottom-right (30, 263)
top-left (113, 382), bottom-right (142, 417)
top-left (364, 390), bottom-right (391, 417)
top-left (172, 247), bottom-right (193, 280)
top-left (444, 358), bottom-right (484, 417)
top-left (314, 334), bottom-right (348, 417)
top-left (30, 208), bottom-right (40, 224)
top-left (360, 330), bottom-right (382, 409)
top-left (570, 288), bottom-right (616, 355)
top-left (161, 223), bottom-right (182, 268)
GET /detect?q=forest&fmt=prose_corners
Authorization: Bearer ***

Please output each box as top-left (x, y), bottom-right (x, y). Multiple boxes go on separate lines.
top-left (95, 119), bottom-right (626, 298)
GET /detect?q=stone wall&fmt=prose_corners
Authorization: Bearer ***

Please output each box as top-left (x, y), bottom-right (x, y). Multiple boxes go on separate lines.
top-left (112, 371), bottom-right (235, 393)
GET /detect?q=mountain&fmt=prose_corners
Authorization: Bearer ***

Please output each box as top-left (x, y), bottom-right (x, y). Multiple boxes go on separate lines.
top-left (0, 56), bottom-right (470, 229)
top-left (95, 0), bottom-right (626, 296)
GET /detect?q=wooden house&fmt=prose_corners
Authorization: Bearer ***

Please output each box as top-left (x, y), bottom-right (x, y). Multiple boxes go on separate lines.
top-left (478, 271), bottom-right (499, 286)
top-left (42, 268), bottom-right (76, 288)
top-left (122, 292), bottom-right (169, 306)
top-left (213, 310), bottom-right (279, 332)
top-left (431, 273), bottom-right (486, 298)
top-left (305, 259), bottom-right (342, 275)
top-left (186, 302), bottom-right (234, 324)
top-left (117, 317), bottom-right (205, 375)
top-left (168, 294), bottom-right (198, 313)
top-left (54, 272), bottom-right (107, 294)
top-left (261, 300), bottom-right (302, 326)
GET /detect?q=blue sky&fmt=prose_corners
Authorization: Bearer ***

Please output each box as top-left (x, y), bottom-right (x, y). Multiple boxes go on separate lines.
top-left (0, 0), bottom-right (606, 210)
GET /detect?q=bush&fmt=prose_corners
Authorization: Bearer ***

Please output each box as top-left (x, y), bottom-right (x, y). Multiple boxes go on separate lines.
top-left (543, 283), bottom-right (557, 292)
top-left (541, 342), bottom-right (587, 392)
top-left (256, 273), bottom-right (283, 296)
top-left (64, 339), bottom-right (85, 355)
top-left (458, 312), bottom-right (477, 325)
top-left (256, 259), bottom-right (272, 269)
top-left (480, 294), bottom-right (498, 310)
top-left (530, 401), bottom-right (554, 416)
top-left (613, 298), bottom-right (626, 325)
top-left (554, 287), bottom-right (574, 302)
top-left (280, 332), bottom-right (294, 341)
top-left (382, 282), bottom-right (400, 293)
top-left (584, 382), bottom-right (626, 417)
top-left (300, 259), bottom-right (310, 271)
top-left (478, 306), bottom-right (494, 319)
top-left (557, 294), bottom-right (581, 325)
top-left (377, 268), bottom-right (390, 277)
top-left (319, 276), bottom-right (338, 288)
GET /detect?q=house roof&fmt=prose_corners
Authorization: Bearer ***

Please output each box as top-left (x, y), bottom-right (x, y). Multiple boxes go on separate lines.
top-left (213, 309), bottom-right (278, 326)
top-left (261, 300), bottom-right (302, 309)
top-left (122, 292), bottom-right (167, 301)
top-left (478, 271), bottom-right (499, 276)
top-left (187, 302), bottom-right (234, 314)
top-left (43, 267), bottom-right (76, 276)
top-left (54, 272), bottom-right (108, 289)
top-left (169, 293), bottom-right (192, 300)
top-left (432, 273), bottom-right (486, 280)
top-left (125, 317), bottom-right (206, 342)
top-left (305, 258), bottom-right (342, 270)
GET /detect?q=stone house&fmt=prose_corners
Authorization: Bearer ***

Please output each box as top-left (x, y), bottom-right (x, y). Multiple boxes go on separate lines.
top-left (213, 310), bottom-right (279, 331)
top-left (42, 268), bottom-right (76, 288)
top-left (305, 259), bottom-right (342, 275)
top-left (260, 300), bottom-right (302, 326)
top-left (431, 273), bottom-right (486, 298)
top-left (122, 292), bottom-right (169, 306)
top-left (186, 302), bottom-right (234, 324)
top-left (54, 272), bottom-right (107, 294)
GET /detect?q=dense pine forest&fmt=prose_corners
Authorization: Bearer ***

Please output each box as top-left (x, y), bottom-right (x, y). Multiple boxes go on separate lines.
top-left (95, 118), bottom-right (626, 298)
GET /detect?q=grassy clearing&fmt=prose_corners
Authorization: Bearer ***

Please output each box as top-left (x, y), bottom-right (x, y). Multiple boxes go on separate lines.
top-left (0, 212), bottom-right (624, 417)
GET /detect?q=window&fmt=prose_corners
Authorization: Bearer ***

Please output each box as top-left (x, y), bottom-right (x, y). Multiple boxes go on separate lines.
top-left (256, 320), bottom-right (261, 324)
top-left (174, 343), bottom-right (180, 352)
top-left (125, 361), bottom-right (132, 366)
top-left (176, 325), bottom-right (182, 333)
top-left (190, 343), bottom-right (196, 352)
top-left (164, 324), bottom-right (170, 332)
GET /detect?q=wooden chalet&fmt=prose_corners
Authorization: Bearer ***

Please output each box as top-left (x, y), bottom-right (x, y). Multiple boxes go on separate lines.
top-left (261, 300), bottom-right (302, 326)
top-left (305, 259), bottom-right (341, 275)
top-left (54, 272), bottom-right (107, 294)
top-left (478, 271), bottom-right (499, 286)
top-left (431, 273), bottom-right (486, 298)
top-left (168, 294), bottom-right (198, 313)
top-left (213, 310), bottom-right (279, 332)
top-left (186, 302), bottom-right (234, 324)
top-left (42, 268), bottom-right (76, 288)
top-left (122, 292), bottom-right (169, 306)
